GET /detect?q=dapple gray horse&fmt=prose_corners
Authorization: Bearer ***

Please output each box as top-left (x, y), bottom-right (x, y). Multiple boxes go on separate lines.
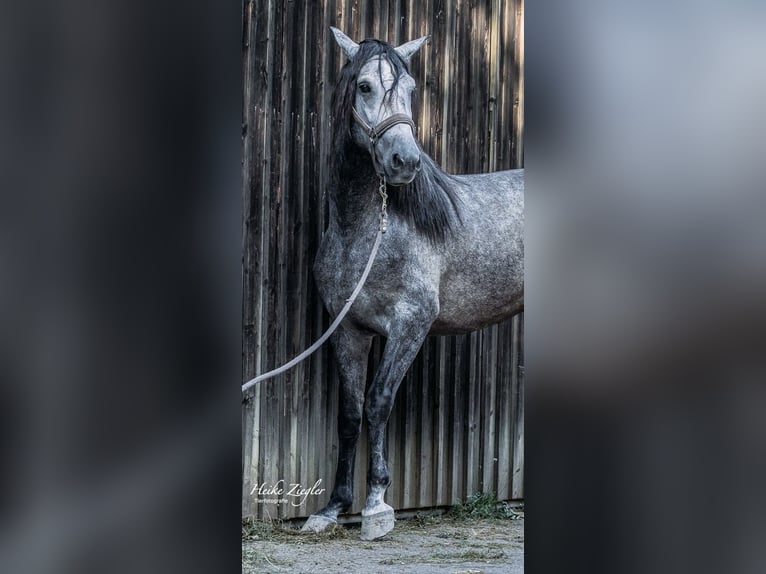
top-left (304, 27), bottom-right (523, 540)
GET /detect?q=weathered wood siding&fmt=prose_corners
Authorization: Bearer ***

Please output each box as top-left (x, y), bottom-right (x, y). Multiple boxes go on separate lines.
top-left (242, 0), bottom-right (524, 520)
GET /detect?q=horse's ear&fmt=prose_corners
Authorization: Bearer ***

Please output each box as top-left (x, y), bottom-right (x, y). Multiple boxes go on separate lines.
top-left (394, 35), bottom-right (431, 63)
top-left (330, 26), bottom-right (359, 60)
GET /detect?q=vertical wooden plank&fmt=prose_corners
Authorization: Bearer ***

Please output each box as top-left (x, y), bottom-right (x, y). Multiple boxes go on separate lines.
top-left (397, 349), bottom-right (407, 512)
top-left (438, 0), bottom-right (450, 169)
top-left (418, 340), bottom-right (434, 508)
top-left (414, 345), bottom-right (425, 511)
top-left (358, 0), bottom-right (368, 40)
top-left (481, 0), bottom-right (490, 171)
top-left (402, 365), bottom-right (419, 509)
top-left (487, 0), bottom-right (501, 171)
top-left (404, 0), bottom-right (414, 46)
top-left (380, 0), bottom-right (387, 41)
top-left (279, 0), bottom-right (296, 520)
top-left (385, 366), bottom-right (395, 514)
top-left (474, 0), bottom-right (486, 172)
top-left (428, 0), bottom-right (444, 165)
top-left (511, 314), bottom-right (525, 498)
top-left (464, 331), bottom-right (478, 498)
top-left (258, 0), bottom-right (279, 522)
top-left (294, 0), bottom-right (311, 519)
top-left (448, 334), bottom-right (463, 504)
top-left (400, 360), bottom-right (412, 509)
top-left (428, 0), bottom-right (456, 505)
top-left (445, 0), bottom-right (458, 173)
top-left (442, 337), bottom-right (454, 506)
top-left (241, 0), bottom-right (257, 519)
top-left (278, 0), bottom-right (293, 520)
top-left (396, 0), bottom-right (406, 44)
top-left (464, 0), bottom-right (475, 173)
top-left (346, 0), bottom-right (360, 40)
top-left (311, 0), bottom-right (328, 519)
top-left (434, 336), bottom-right (452, 506)
top-left (463, 0), bottom-right (474, 171)
top-left (401, 352), bottom-right (416, 513)
top-left (496, 319), bottom-right (514, 500)
top-left (512, 0), bottom-right (524, 168)
top-left (306, 0), bottom-right (336, 518)
top-left (280, 3), bottom-right (295, 519)
top-left (497, 0), bottom-right (511, 167)
top-left (287, 0), bottom-right (310, 519)
top-left (457, 334), bottom-right (471, 502)
top-left (512, 1), bottom-right (525, 498)
top-left (294, 0), bottom-right (312, 520)
top-left (258, 0), bottom-right (276, 520)
top-left (481, 324), bottom-right (499, 495)
top-left (247, 0), bottom-right (273, 520)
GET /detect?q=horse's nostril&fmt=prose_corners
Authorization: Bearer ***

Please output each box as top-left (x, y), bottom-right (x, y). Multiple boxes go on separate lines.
top-left (393, 153), bottom-right (421, 172)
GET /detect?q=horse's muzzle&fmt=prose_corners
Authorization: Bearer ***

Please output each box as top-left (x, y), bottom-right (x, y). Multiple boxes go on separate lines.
top-left (388, 150), bottom-right (421, 184)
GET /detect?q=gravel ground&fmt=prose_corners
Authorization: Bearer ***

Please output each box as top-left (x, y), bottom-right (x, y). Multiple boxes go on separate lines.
top-left (242, 514), bottom-right (523, 574)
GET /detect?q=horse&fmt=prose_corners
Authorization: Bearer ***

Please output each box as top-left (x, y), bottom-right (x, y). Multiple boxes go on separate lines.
top-left (303, 27), bottom-right (524, 540)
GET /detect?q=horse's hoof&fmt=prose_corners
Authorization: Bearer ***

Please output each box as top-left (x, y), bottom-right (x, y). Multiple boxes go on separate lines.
top-left (360, 504), bottom-right (395, 540)
top-left (301, 514), bottom-right (336, 533)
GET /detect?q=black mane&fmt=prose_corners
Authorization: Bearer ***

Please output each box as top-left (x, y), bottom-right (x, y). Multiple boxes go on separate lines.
top-left (330, 39), bottom-right (462, 244)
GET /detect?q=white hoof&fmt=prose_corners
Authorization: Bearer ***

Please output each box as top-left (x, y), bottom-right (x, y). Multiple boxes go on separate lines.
top-left (301, 514), bottom-right (336, 533)
top-left (360, 504), bottom-right (395, 540)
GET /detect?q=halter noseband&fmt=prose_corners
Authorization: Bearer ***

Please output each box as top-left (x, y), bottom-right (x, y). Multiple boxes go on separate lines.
top-left (351, 107), bottom-right (417, 176)
top-left (351, 107), bottom-right (416, 146)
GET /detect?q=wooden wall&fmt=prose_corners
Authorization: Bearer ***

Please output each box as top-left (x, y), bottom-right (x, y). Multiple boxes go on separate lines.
top-left (241, 0), bottom-right (524, 520)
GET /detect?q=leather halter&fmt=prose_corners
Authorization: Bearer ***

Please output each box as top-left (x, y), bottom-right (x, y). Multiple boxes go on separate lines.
top-left (351, 107), bottom-right (416, 175)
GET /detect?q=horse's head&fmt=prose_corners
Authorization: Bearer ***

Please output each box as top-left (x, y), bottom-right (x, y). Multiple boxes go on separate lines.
top-left (331, 27), bottom-right (429, 185)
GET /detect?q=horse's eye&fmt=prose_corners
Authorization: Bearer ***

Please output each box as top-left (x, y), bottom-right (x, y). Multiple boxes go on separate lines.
top-left (358, 83), bottom-right (371, 94)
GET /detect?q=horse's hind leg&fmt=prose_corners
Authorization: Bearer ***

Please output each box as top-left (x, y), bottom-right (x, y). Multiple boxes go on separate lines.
top-left (361, 319), bottom-right (433, 540)
top-left (302, 326), bottom-right (371, 532)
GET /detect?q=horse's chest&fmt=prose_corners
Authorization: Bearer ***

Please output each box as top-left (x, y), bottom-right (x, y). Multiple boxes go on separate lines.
top-left (314, 232), bottom-right (437, 330)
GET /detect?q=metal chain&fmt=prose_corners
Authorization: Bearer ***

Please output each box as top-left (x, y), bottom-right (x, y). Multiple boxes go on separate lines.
top-left (378, 176), bottom-right (388, 233)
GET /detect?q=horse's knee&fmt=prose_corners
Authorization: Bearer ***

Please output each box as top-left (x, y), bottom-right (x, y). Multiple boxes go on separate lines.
top-left (364, 390), bottom-right (394, 426)
top-left (338, 412), bottom-right (362, 440)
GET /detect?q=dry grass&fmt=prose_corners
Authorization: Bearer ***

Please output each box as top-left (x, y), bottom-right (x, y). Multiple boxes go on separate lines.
top-left (242, 516), bottom-right (351, 544)
top-left (447, 493), bottom-right (524, 521)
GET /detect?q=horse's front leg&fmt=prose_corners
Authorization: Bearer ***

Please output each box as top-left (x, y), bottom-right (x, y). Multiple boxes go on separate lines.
top-left (361, 313), bottom-right (435, 540)
top-left (302, 325), bottom-right (372, 532)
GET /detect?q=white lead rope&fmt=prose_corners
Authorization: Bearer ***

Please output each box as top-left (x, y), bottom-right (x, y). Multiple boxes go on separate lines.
top-left (241, 178), bottom-right (388, 394)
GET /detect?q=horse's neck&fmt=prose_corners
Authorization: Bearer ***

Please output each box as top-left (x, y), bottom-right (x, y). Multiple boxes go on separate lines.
top-left (330, 149), bottom-right (380, 229)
